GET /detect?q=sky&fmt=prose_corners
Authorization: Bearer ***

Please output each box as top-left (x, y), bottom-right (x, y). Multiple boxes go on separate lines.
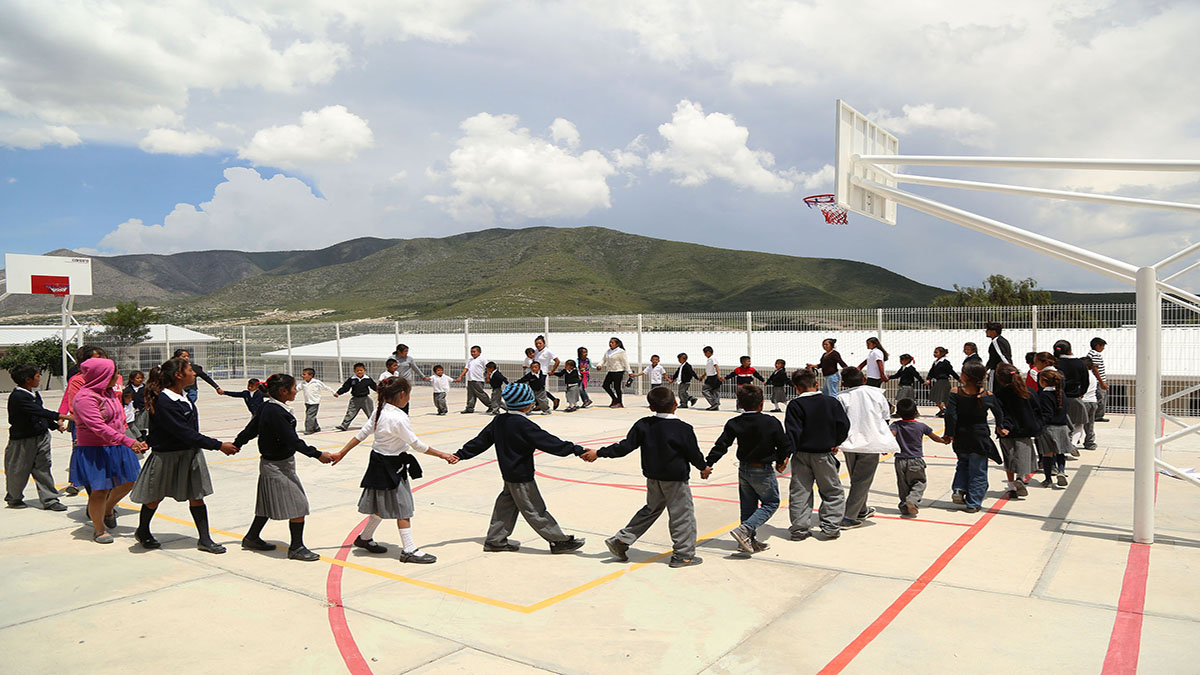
top-left (1, 0), bottom-right (1198, 294)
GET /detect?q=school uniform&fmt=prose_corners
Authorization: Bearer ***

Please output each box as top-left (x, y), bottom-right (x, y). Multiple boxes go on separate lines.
top-left (927, 358), bottom-right (958, 404)
top-left (554, 369), bottom-right (582, 407)
top-left (533, 347), bottom-right (561, 404)
top-left (455, 412), bottom-right (585, 546)
top-left (674, 362), bottom-right (699, 408)
top-left (461, 355), bottom-right (492, 413)
top-left (4, 387), bottom-right (63, 508)
top-left (702, 356), bottom-right (722, 409)
top-left (986, 335), bottom-right (1013, 371)
top-left (1080, 378), bottom-right (1099, 450)
top-left (863, 348), bottom-right (886, 387)
top-left (642, 364), bottom-right (668, 388)
top-left (335, 375), bottom-right (377, 429)
top-left (125, 384), bottom-right (149, 441)
top-left (515, 372), bottom-right (552, 413)
top-left (431, 374), bottom-right (453, 414)
top-left (487, 370), bottom-right (509, 413)
top-left (889, 420), bottom-right (932, 510)
top-left (963, 353), bottom-right (983, 369)
top-left (706, 412), bottom-right (792, 541)
top-left (223, 388), bottom-right (265, 415)
top-left (132, 390), bottom-right (222, 503)
top-left (378, 369), bottom-right (402, 384)
top-left (599, 414), bottom-right (707, 558)
top-left (890, 364), bottom-right (924, 405)
top-left (1056, 356), bottom-right (1091, 438)
top-left (994, 387), bottom-right (1041, 482)
top-left (355, 403), bottom-right (426, 519)
top-left (945, 389), bottom-right (1006, 509)
top-left (1035, 388), bottom-right (1072, 483)
top-left (838, 385), bottom-right (900, 523)
top-left (234, 398), bottom-right (323, 520)
top-left (785, 392), bottom-right (851, 536)
top-left (298, 377), bottom-right (336, 434)
top-left (765, 368), bottom-right (790, 409)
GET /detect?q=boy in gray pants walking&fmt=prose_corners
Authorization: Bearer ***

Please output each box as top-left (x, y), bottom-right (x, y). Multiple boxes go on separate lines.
top-left (784, 369), bottom-right (851, 539)
top-left (334, 363), bottom-right (376, 431)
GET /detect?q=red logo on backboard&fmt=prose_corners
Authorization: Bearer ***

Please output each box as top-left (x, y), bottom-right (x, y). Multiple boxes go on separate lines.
top-left (31, 275), bottom-right (71, 296)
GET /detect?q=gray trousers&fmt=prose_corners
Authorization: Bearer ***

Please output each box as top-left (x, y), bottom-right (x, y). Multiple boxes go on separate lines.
top-left (127, 409), bottom-right (149, 440)
top-left (678, 382), bottom-right (695, 407)
top-left (340, 395), bottom-right (374, 428)
top-left (433, 392), bottom-right (448, 414)
top-left (896, 385), bottom-right (915, 404)
top-left (532, 389), bottom-right (551, 413)
top-left (464, 380), bottom-right (491, 412)
top-left (702, 378), bottom-right (721, 408)
top-left (1066, 396), bottom-right (1087, 433)
top-left (1081, 401), bottom-right (1098, 448)
top-left (843, 452), bottom-right (881, 521)
top-left (304, 403), bottom-right (320, 433)
top-left (788, 452), bottom-right (845, 535)
top-left (565, 384), bottom-right (580, 407)
top-left (5, 434), bottom-right (60, 506)
top-left (770, 385), bottom-right (788, 406)
top-left (490, 387), bottom-right (504, 413)
top-left (894, 456), bottom-right (927, 507)
top-left (486, 480), bottom-right (569, 545)
top-left (1095, 387), bottom-right (1108, 419)
top-left (613, 479), bottom-right (697, 557)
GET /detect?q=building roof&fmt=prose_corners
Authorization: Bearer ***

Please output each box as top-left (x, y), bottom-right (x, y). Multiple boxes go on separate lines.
top-left (0, 324), bottom-right (220, 346)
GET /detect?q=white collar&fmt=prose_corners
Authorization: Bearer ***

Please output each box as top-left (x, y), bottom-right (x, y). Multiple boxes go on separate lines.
top-left (381, 402), bottom-right (407, 415)
top-left (740, 410), bottom-right (761, 415)
top-left (163, 388), bottom-right (188, 403)
top-left (266, 397), bottom-right (293, 412)
top-left (934, 357), bottom-right (946, 364)
top-left (131, 384), bottom-right (143, 391)
top-left (15, 386), bottom-right (34, 396)
top-left (654, 413), bottom-right (678, 419)
top-left (799, 391), bottom-right (821, 397)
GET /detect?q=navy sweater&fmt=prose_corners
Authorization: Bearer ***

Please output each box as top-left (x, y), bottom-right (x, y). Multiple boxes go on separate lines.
top-left (456, 413), bottom-right (583, 482)
top-left (233, 401), bottom-right (321, 461)
top-left (995, 387), bottom-right (1042, 438)
top-left (765, 368), bottom-right (789, 387)
top-left (336, 376), bottom-right (377, 398)
top-left (673, 362), bottom-right (698, 384)
top-left (516, 371), bottom-right (547, 392)
top-left (7, 389), bottom-right (60, 440)
top-left (1035, 388), bottom-right (1070, 427)
top-left (488, 370), bottom-right (509, 389)
top-left (927, 359), bottom-right (959, 381)
top-left (890, 364), bottom-right (925, 387)
top-left (784, 393), bottom-right (851, 453)
top-left (706, 412), bottom-right (792, 465)
top-left (147, 392), bottom-right (222, 452)
top-left (223, 388), bottom-right (265, 415)
top-left (597, 415), bottom-right (707, 482)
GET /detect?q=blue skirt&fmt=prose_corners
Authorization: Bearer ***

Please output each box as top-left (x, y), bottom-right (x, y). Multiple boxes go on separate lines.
top-left (70, 445), bottom-right (140, 491)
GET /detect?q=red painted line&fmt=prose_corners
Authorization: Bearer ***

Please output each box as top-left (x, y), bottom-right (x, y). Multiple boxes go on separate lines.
top-left (1101, 543), bottom-right (1151, 674)
top-left (818, 496), bottom-right (1012, 674)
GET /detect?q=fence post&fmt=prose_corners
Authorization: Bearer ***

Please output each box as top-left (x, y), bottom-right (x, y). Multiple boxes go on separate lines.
top-left (636, 314), bottom-right (644, 396)
top-left (746, 311), bottom-right (753, 363)
top-left (286, 324), bottom-right (294, 375)
top-left (335, 322), bottom-right (344, 381)
top-left (164, 325), bottom-right (171, 363)
top-left (1031, 305), bottom-right (1038, 352)
top-left (393, 321), bottom-right (400, 352)
top-left (1133, 267), bottom-right (1160, 545)
top-left (876, 308), bottom-right (884, 338)
top-left (241, 326), bottom-right (247, 378)
top-left (464, 319), bottom-right (470, 361)
top-left (544, 316), bottom-right (550, 339)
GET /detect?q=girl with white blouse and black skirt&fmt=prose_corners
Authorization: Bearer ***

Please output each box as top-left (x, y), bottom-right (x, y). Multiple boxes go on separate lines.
top-left (332, 376), bottom-right (458, 564)
top-left (234, 374), bottom-right (334, 561)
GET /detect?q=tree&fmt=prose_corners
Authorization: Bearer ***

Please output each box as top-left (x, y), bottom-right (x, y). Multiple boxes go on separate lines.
top-left (93, 301), bottom-right (160, 368)
top-left (932, 274), bottom-right (1053, 307)
top-left (0, 337), bottom-right (66, 378)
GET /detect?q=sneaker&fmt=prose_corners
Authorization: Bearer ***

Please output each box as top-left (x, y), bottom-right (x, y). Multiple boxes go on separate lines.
top-left (668, 555), bottom-right (703, 568)
top-left (1084, 445), bottom-right (1097, 451)
top-left (483, 540), bottom-right (520, 552)
top-left (935, 410), bottom-right (945, 418)
top-left (706, 405), bottom-right (719, 411)
top-left (582, 400), bottom-right (593, 408)
top-left (604, 537), bottom-right (629, 561)
top-left (197, 540), bottom-right (227, 554)
top-left (1070, 447), bottom-right (1081, 458)
top-left (751, 539), bottom-right (770, 552)
top-left (287, 546), bottom-right (320, 562)
top-left (730, 525), bottom-right (754, 553)
top-left (354, 536), bottom-right (387, 554)
top-left (964, 506), bottom-right (981, 513)
top-left (64, 485), bottom-right (80, 496)
top-left (5, 500), bottom-right (27, 509)
top-left (859, 506), bottom-right (877, 520)
top-left (241, 537), bottom-right (276, 551)
top-left (1096, 417), bottom-right (1110, 423)
top-left (398, 550), bottom-right (437, 564)
top-left (790, 530), bottom-right (811, 541)
top-left (1057, 474), bottom-right (1069, 487)
top-left (460, 410), bottom-right (474, 414)
top-left (335, 426), bottom-right (347, 432)
top-left (45, 502), bottom-right (68, 512)
top-left (1015, 481), bottom-right (1029, 497)
top-left (437, 411), bottom-right (447, 416)
top-left (771, 407), bottom-right (782, 413)
top-left (951, 490), bottom-right (965, 505)
top-left (839, 518), bottom-right (865, 530)
top-left (550, 536), bottom-right (585, 554)
top-left (540, 410), bottom-right (552, 415)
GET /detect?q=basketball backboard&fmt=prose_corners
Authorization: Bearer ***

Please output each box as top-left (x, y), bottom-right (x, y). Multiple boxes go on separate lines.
top-left (835, 100), bottom-right (899, 226)
top-left (3, 254), bottom-right (93, 296)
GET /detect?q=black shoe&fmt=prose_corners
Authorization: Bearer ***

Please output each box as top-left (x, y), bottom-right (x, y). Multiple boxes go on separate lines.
top-left (5, 500), bottom-right (28, 509)
top-left (859, 507), bottom-right (877, 520)
top-left (1057, 474), bottom-right (1069, 487)
top-left (334, 426), bottom-right (347, 431)
top-left (582, 400), bottom-right (593, 408)
top-left (751, 539), bottom-right (770, 552)
top-left (553, 398), bottom-right (559, 410)
top-left (134, 530), bottom-right (161, 549)
top-left (951, 490), bottom-right (965, 505)
top-left (398, 550), bottom-right (437, 564)
top-left (790, 530), bottom-right (811, 541)
top-left (668, 555), bottom-right (703, 568)
top-left (287, 546), bottom-right (320, 561)
top-left (483, 540), bottom-right (520, 552)
top-left (935, 411), bottom-right (945, 418)
top-left (104, 512), bottom-right (117, 529)
top-left (550, 536), bottom-right (585, 554)
top-left (1006, 489), bottom-right (1019, 500)
top-left (197, 540), bottom-right (227, 554)
top-left (45, 502), bottom-right (67, 512)
top-left (706, 405), bottom-right (719, 411)
top-left (690, 397), bottom-right (698, 406)
top-left (821, 529), bottom-right (841, 539)
top-left (354, 536), bottom-right (387, 554)
top-left (839, 518), bottom-right (865, 530)
top-left (1096, 417), bottom-right (1110, 423)
top-left (64, 485), bottom-right (80, 496)
top-left (964, 506), bottom-right (981, 513)
top-left (605, 537), bottom-right (629, 561)
top-left (241, 537), bottom-right (276, 551)
top-left (460, 410), bottom-right (473, 414)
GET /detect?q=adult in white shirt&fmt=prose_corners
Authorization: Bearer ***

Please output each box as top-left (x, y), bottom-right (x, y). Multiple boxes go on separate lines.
top-left (454, 345), bottom-right (492, 414)
top-left (533, 335), bottom-right (561, 410)
top-left (596, 337), bottom-right (631, 407)
top-left (857, 337), bottom-right (889, 388)
top-left (837, 367), bottom-right (898, 528)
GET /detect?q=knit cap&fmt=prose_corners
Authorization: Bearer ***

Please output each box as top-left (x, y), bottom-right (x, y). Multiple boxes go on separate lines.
top-left (502, 382), bottom-right (535, 410)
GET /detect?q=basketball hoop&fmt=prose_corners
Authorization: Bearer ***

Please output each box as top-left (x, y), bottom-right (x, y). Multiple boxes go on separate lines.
top-left (46, 285), bottom-right (70, 297)
top-left (803, 194), bottom-right (848, 225)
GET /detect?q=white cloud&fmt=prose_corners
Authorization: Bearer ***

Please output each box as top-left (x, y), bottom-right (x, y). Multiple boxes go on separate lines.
top-left (647, 100), bottom-right (793, 193)
top-left (871, 104), bottom-right (996, 149)
top-left (0, 125), bottom-right (82, 150)
top-left (97, 167), bottom-right (334, 253)
top-left (7, 177), bottom-right (16, 183)
top-left (234, 0), bottom-right (487, 45)
top-left (239, 106), bottom-right (374, 169)
top-left (138, 128), bottom-right (222, 155)
top-left (783, 164), bottom-right (835, 192)
top-left (427, 112), bottom-right (616, 223)
top-left (550, 118), bottom-right (580, 149)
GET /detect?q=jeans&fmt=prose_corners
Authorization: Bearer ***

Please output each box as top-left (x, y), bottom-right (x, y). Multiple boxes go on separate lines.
top-left (738, 465), bottom-right (780, 537)
top-left (821, 372), bottom-right (841, 397)
top-left (952, 452), bottom-right (990, 509)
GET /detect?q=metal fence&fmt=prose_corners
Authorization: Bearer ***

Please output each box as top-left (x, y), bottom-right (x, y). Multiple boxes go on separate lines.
top-left (75, 303), bottom-right (1200, 415)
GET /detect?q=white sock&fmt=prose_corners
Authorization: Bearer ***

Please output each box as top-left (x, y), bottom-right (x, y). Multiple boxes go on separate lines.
top-left (399, 527), bottom-right (419, 553)
top-left (360, 515), bottom-right (382, 540)
top-left (1007, 480), bottom-right (1016, 491)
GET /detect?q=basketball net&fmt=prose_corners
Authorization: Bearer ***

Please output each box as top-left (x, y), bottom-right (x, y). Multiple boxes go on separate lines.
top-left (803, 194), bottom-right (848, 225)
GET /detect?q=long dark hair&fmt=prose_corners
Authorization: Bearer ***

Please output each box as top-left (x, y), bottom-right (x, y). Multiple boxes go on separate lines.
top-left (1039, 369), bottom-right (1064, 410)
top-left (867, 336), bottom-right (889, 361)
top-left (577, 346), bottom-right (588, 362)
top-left (374, 376), bottom-right (412, 425)
top-left (960, 362), bottom-right (988, 407)
top-left (995, 363), bottom-right (1030, 399)
top-left (148, 358), bottom-right (188, 415)
top-left (609, 337), bottom-right (624, 350)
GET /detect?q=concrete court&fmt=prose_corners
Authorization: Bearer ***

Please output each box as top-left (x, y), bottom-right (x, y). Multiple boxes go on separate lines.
top-left (1, 381), bottom-right (1197, 674)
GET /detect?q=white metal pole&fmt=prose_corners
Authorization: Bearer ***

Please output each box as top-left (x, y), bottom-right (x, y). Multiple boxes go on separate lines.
top-left (636, 313), bottom-right (643, 397)
top-left (877, 308), bottom-right (884, 339)
top-left (1163, 258), bottom-right (1200, 283)
top-left (164, 325), bottom-right (171, 363)
top-left (746, 311), bottom-right (753, 363)
top-left (336, 322), bottom-right (344, 381)
top-left (464, 319), bottom-right (470, 361)
top-left (544, 316), bottom-right (550, 339)
top-left (1133, 266), bottom-right (1160, 544)
top-left (241, 326), bottom-right (248, 378)
top-left (286, 324), bottom-right (294, 375)
top-left (1153, 242), bottom-right (1200, 269)
top-left (60, 295), bottom-right (69, 389)
top-left (1031, 305), bottom-right (1038, 352)
top-left (856, 155), bottom-right (1200, 171)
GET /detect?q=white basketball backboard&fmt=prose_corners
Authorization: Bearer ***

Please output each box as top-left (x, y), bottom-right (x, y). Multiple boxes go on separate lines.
top-left (3, 254), bottom-right (93, 296)
top-left (835, 100), bottom-right (899, 226)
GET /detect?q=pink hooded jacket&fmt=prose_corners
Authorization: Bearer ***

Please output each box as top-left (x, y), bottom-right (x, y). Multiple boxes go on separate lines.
top-left (58, 365), bottom-right (122, 415)
top-left (72, 358), bottom-right (131, 448)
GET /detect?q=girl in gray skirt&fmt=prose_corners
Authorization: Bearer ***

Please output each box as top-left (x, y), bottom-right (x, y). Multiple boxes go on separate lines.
top-left (1035, 370), bottom-right (1072, 488)
top-left (132, 358), bottom-right (240, 552)
top-left (234, 374), bottom-right (334, 561)
top-left (332, 377), bottom-right (459, 564)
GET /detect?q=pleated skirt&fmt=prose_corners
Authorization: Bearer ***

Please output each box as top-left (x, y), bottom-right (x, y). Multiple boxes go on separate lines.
top-left (255, 457), bottom-right (309, 520)
top-left (1037, 424), bottom-right (1072, 457)
top-left (357, 478), bottom-right (414, 520)
top-left (69, 445), bottom-right (140, 491)
top-left (999, 437), bottom-right (1034, 476)
top-left (131, 449), bottom-right (214, 503)
top-left (930, 379), bottom-right (951, 404)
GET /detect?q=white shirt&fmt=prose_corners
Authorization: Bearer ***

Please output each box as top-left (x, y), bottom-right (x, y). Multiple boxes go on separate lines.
top-left (124, 401), bottom-right (135, 423)
top-left (865, 348), bottom-right (885, 379)
top-left (162, 387), bottom-right (194, 410)
top-left (464, 355), bottom-right (487, 382)
top-left (378, 369), bottom-right (401, 383)
top-left (534, 347), bottom-right (557, 374)
top-left (644, 364), bottom-right (666, 383)
top-left (705, 356), bottom-right (719, 377)
top-left (355, 402), bottom-right (429, 456)
top-left (523, 356), bottom-right (534, 373)
top-left (838, 385), bottom-right (899, 454)
top-left (299, 378), bottom-right (336, 405)
top-left (1082, 376), bottom-right (1098, 403)
top-left (431, 374), bottom-right (452, 393)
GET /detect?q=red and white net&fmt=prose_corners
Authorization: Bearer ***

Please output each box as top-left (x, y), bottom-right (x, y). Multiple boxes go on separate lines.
top-left (803, 194), bottom-right (848, 225)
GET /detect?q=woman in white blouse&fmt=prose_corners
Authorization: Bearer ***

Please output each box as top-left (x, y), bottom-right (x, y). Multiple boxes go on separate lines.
top-left (596, 337), bottom-right (631, 408)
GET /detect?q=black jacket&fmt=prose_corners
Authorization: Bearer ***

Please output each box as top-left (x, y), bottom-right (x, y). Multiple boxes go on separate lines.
top-left (516, 371), bottom-right (547, 392)
top-left (555, 369), bottom-right (581, 386)
top-left (706, 412), bottom-right (792, 465)
top-left (455, 413), bottom-right (584, 482)
top-left (184, 363), bottom-right (220, 393)
top-left (147, 392), bottom-right (222, 452)
top-left (673, 362), bottom-right (698, 384)
top-left (233, 401), bottom-right (321, 461)
top-left (986, 336), bottom-right (1013, 370)
top-left (765, 368), bottom-right (789, 387)
top-left (223, 388), bottom-right (265, 415)
top-left (995, 387), bottom-right (1041, 438)
top-left (337, 376), bottom-right (377, 398)
top-left (488, 370), bottom-right (509, 389)
top-left (890, 364), bottom-right (925, 387)
top-left (945, 389), bottom-right (1005, 460)
top-left (927, 359), bottom-right (959, 381)
top-left (1035, 388), bottom-right (1070, 427)
top-left (785, 393), bottom-right (851, 453)
top-left (598, 415), bottom-right (706, 481)
top-left (1056, 357), bottom-right (1090, 398)
top-left (6, 389), bottom-right (60, 440)
top-left (125, 384), bottom-right (146, 411)
top-left (963, 354), bottom-right (983, 368)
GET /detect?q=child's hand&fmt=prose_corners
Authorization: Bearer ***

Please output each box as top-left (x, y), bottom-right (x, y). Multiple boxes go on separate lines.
top-left (998, 428), bottom-right (1010, 437)
top-left (130, 440), bottom-right (148, 453)
top-left (219, 442), bottom-right (239, 455)
top-left (56, 421), bottom-right (68, 433)
top-left (330, 451), bottom-right (346, 466)
top-left (943, 437), bottom-right (953, 445)
top-left (445, 454), bottom-right (460, 464)
top-left (775, 459), bottom-right (788, 473)
top-left (580, 449), bottom-right (599, 462)
top-left (700, 466), bottom-right (713, 479)
top-left (319, 451), bottom-right (335, 464)
top-left (831, 446), bottom-right (840, 454)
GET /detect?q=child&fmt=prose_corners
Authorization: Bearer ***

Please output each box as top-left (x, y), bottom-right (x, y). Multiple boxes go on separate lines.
top-left (486, 362), bottom-right (508, 415)
top-left (223, 378), bottom-right (266, 415)
top-left (378, 358), bottom-right (401, 383)
top-left (889, 398), bottom-right (946, 517)
top-left (765, 359), bottom-right (789, 412)
top-left (1088, 337), bottom-right (1110, 422)
top-left (993, 363), bottom-right (1040, 499)
top-left (131, 357), bottom-right (240, 552)
top-left (453, 382), bottom-right (588, 554)
top-left (926, 347), bottom-right (957, 418)
top-left (944, 362), bottom-right (1007, 512)
top-left (576, 347), bottom-right (594, 408)
top-left (673, 353), bottom-right (699, 409)
top-left (430, 365), bottom-right (453, 415)
top-left (837, 367), bottom-right (899, 528)
top-left (703, 385), bottom-right (791, 553)
top-left (1079, 372), bottom-right (1099, 451)
top-left (334, 363), bottom-right (377, 431)
top-left (455, 345), bottom-right (492, 414)
top-left (554, 359), bottom-right (583, 411)
top-left (631, 354), bottom-right (669, 391)
top-left (331, 376), bottom-right (458, 563)
top-left (963, 342), bottom-right (983, 367)
top-left (726, 356), bottom-right (765, 409)
top-left (1035, 370), bottom-right (1071, 488)
top-left (1027, 352), bottom-right (1055, 391)
top-left (5, 364), bottom-right (71, 511)
top-left (785, 369), bottom-right (850, 540)
top-left (522, 347), bottom-right (537, 375)
top-left (701, 346), bottom-right (724, 410)
top-left (234, 374), bottom-right (335, 560)
top-left (858, 337), bottom-right (890, 388)
top-left (125, 370), bottom-right (149, 442)
top-left (515, 361), bottom-right (552, 415)
top-left (582, 387), bottom-right (707, 568)
top-left (890, 354), bottom-right (925, 415)
top-left (298, 368), bottom-right (337, 434)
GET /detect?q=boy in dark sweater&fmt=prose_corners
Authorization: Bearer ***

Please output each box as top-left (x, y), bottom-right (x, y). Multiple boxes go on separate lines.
top-left (704, 385), bottom-right (791, 553)
top-left (785, 369), bottom-right (851, 540)
top-left (554, 359), bottom-right (583, 411)
top-left (515, 361), bottom-right (552, 415)
top-left (454, 382), bottom-right (587, 554)
top-left (5, 365), bottom-right (71, 511)
top-left (582, 387), bottom-right (707, 568)
top-left (485, 362), bottom-right (508, 415)
top-left (334, 363), bottom-right (377, 431)
top-left (674, 353), bottom-right (699, 408)
top-left (765, 359), bottom-right (790, 412)
top-left (223, 378), bottom-right (266, 415)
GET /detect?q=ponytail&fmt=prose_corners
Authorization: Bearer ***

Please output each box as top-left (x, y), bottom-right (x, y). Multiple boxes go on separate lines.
top-left (868, 336), bottom-right (889, 361)
top-left (145, 364), bottom-right (163, 415)
top-left (149, 358), bottom-right (189, 415)
top-left (374, 376), bottom-right (412, 425)
top-left (1039, 370), bottom-right (1065, 410)
top-left (266, 373), bottom-right (296, 400)
top-left (996, 363), bottom-right (1030, 399)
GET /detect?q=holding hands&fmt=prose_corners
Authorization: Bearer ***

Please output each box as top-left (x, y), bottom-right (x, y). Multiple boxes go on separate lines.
top-left (775, 459), bottom-right (789, 474)
top-left (579, 448), bottom-right (599, 463)
top-left (130, 440), bottom-right (149, 453)
top-left (318, 451), bottom-right (335, 464)
top-left (428, 449), bottom-right (459, 465)
top-left (700, 466), bottom-right (713, 479)
top-left (219, 442), bottom-right (239, 456)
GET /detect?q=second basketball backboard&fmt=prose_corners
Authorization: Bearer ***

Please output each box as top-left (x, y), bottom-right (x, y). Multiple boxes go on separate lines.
top-left (835, 100), bottom-right (899, 226)
top-left (3, 254), bottom-right (93, 296)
